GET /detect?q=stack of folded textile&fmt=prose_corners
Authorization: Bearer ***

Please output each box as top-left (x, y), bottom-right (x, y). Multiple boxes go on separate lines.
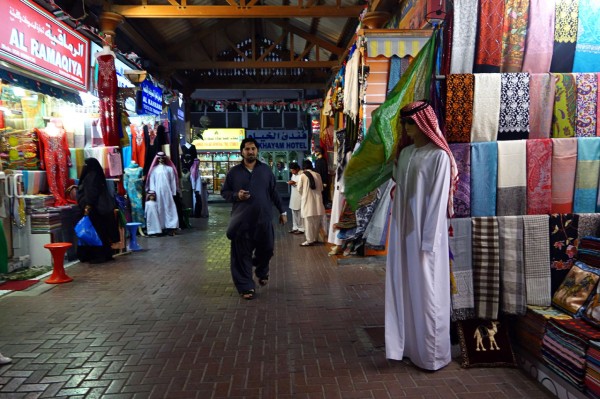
top-left (29, 208), bottom-right (62, 233)
top-left (3, 129), bottom-right (40, 170)
top-left (514, 306), bottom-right (571, 361)
top-left (24, 195), bottom-right (56, 214)
top-left (587, 340), bottom-right (600, 398)
top-left (578, 236), bottom-right (600, 268)
top-left (543, 318), bottom-right (600, 392)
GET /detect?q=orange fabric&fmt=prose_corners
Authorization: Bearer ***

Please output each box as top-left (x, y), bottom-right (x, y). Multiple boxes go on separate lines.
top-left (445, 74), bottom-right (474, 143)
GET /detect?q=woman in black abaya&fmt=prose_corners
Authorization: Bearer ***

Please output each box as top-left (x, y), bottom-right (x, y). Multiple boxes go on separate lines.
top-left (76, 158), bottom-right (119, 263)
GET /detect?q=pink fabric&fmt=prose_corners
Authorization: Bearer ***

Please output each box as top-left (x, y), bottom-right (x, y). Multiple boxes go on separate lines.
top-left (551, 138), bottom-right (578, 213)
top-left (529, 74), bottom-right (556, 139)
top-left (401, 101), bottom-right (458, 217)
top-left (522, 0), bottom-right (556, 73)
top-left (526, 139), bottom-right (553, 214)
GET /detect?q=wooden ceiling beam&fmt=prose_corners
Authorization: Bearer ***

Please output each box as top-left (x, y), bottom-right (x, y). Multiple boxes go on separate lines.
top-left (157, 60), bottom-right (337, 70)
top-left (268, 20), bottom-right (343, 56)
top-left (110, 5), bottom-right (364, 18)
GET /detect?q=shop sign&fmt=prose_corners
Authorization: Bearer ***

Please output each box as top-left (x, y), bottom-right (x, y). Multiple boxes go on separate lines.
top-left (90, 42), bottom-right (134, 89)
top-left (1, 0), bottom-right (89, 91)
top-left (138, 79), bottom-right (163, 115)
top-left (248, 130), bottom-right (308, 151)
top-left (193, 128), bottom-right (245, 150)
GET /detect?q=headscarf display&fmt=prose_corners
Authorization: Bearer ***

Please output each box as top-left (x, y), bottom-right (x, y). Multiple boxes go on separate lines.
top-left (399, 101), bottom-right (458, 218)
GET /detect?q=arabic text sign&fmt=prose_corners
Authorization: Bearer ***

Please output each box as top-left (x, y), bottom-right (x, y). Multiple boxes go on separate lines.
top-left (0, 0), bottom-right (89, 91)
top-left (138, 79), bottom-right (163, 115)
top-left (193, 129), bottom-right (245, 150)
top-left (247, 130), bottom-right (309, 151)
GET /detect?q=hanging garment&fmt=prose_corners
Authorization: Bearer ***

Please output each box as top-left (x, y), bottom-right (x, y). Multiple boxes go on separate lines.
top-left (526, 139), bottom-right (553, 215)
top-left (472, 217), bottom-right (500, 320)
top-left (470, 73), bottom-right (501, 142)
top-left (500, 0), bottom-right (530, 72)
top-left (180, 143), bottom-right (198, 172)
top-left (529, 74), bottom-right (556, 139)
top-left (449, 143), bottom-right (470, 217)
top-left (551, 138), bottom-right (578, 213)
top-left (523, 215), bottom-right (552, 306)
top-left (385, 142), bottom-right (451, 371)
top-left (575, 73), bottom-right (598, 137)
top-left (36, 125), bottom-right (72, 206)
top-left (573, 137), bottom-right (600, 213)
top-left (364, 179), bottom-right (394, 248)
top-left (144, 200), bottom-right (161, 235)
top-left (449, 217), bottom-right (475, 321)
top-left (552, 73), bottom-right (577, 138)
top-left (522, 0), bottom-right (556, 73)
top-left (549, 213), bottom-right (579, 295)
top-left (68, 148), bottom-right (85, 180)
top-left (498, 73), bottom-right (530, 140)
top-left (474, 0), bottom-right (505, 73)
top-left (123, 163), bottom-right (144, 225)
top-left (130, 124), bottom-right (146, 168)
top-left (497, 140), bottom-right (526, 216)
top-left (573, 0), bottom-right (600, 72)
top-left (450, 0), bottom-right (478, 73)
top-left (498, 216), bottom-right (526, 315)
top-left (121, 130), bottom-right (132, 168)
top-left (445, 74), bottom-right (474, 143)
top-left (470, 142), bottom-right (498, 217)
top-left (181, 171), bottom-right (193, 210)
top-left (550, 0), bottom-right (579, 72)
top-left (96, 54), bottom-right (120, 147)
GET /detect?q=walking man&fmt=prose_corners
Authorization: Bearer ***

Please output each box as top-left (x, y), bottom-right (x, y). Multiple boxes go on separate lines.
top-left (221, 138), bottom-right (287, 300)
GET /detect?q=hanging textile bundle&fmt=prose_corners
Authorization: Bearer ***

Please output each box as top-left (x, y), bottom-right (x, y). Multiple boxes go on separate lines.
top-left (343, 29), bottom-right (439, 210)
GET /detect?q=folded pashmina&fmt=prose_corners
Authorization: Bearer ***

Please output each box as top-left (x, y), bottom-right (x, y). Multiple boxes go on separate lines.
top-left (472, 217), bottom-right (500, 319)
top-left (498, 216), bottom-right (526, 315)
top-left (449, 218), bottom-right (475, 321)
top-left (498, 73), bottom-right (530, 139)
top-left (526, 139), bottom-right (553, 215)
top-left (528, 74), bottom-right (556, 139)
top-left (473, 0), bottom-right (504, 73)
top-left (573, 137), bottom-right (600, 212)
top-left (450, 143), bottom-right (470, 217)
top-left (450, 0), bottom-right (478, 73)
top-left (470, 142), bottom-right (498, 216)
top-left (470, 73), bottom-right (501, 142)
top-left (446, 74), bottom-right (474, 142)
top-left (522, 0), bottom-right (556, 73)
top-left (575, 73), bottom-right (598, 137)
top-left (573, 0), bottom-right (600, 72)
top-left (552, 73), bottom-right (577, 138)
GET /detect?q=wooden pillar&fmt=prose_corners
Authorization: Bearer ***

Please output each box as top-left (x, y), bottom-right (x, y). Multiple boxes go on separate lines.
top-left (99, 11), bottom-right (124, 46)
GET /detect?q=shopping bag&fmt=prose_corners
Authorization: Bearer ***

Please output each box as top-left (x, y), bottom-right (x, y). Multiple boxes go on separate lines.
top-left (74, 215), bottom-right (103, 246)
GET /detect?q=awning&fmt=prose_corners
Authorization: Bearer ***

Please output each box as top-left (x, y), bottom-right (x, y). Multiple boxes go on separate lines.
top-left (362, 29), bottom-right (433, 58)
top-left (0, 63), bottom-right (83, 105)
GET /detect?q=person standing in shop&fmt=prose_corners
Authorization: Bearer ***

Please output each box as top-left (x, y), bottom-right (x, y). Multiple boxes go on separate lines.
top-left (221, 138), bottom-right (287, 300)
top-left (287, 162), bottom-right (304, 235)
top-left (385, 100), bottom-right (458, 371)
top-left (297, 159), bottom-right (325, 246)
top-left (314, 148), bottom-right (330, 208)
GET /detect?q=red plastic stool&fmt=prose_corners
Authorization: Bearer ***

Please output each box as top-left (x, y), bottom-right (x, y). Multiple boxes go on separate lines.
top-left (44, 243), bottom-right (73, 284)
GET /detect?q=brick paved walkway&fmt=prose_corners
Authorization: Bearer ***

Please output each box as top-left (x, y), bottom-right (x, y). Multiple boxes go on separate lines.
top-left (0, 203), bottom-right (554, 398)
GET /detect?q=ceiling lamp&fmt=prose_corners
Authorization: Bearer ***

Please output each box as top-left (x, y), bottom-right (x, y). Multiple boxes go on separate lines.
top-left (124, 70), bottom-right (147, 84)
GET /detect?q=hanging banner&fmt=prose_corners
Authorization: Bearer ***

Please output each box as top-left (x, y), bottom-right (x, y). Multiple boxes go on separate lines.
top-left (0, 0), bottom-right (89, 91)
top-left (193, 128), bottom-right (245, 151)
top-left (247, 130), bottom-right (309, 151)
top-left (137, 79), bottom-right (163, 115)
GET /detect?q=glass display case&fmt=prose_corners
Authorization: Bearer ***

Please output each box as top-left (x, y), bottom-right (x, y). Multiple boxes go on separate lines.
top-left (197, 152), bottom-right (243, 194)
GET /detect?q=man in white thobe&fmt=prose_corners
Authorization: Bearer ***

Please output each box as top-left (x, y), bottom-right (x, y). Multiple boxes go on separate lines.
top-left (146, 152), bottom-right (179, 235)
top-left (385, 101), bottom-right (458, 371)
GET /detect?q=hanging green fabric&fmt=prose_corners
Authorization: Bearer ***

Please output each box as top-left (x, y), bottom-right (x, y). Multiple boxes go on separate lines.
top-left (343, 29), bottom-right (439, 210)
top-left (0, 220), bottom-right (9, 274)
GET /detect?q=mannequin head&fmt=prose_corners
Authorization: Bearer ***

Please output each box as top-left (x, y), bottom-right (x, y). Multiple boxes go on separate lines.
top-left (157, 151), bottom-right (166, 164)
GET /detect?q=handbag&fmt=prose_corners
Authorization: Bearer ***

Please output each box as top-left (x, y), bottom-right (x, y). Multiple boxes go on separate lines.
top-left (74, 215), bottom-right (103, 246)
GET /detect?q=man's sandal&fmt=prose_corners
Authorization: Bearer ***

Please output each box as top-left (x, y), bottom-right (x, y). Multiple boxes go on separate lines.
top-left (241, 290), bottom-right (255, 300)
top-left (258, 276), bottom-right (269, 286)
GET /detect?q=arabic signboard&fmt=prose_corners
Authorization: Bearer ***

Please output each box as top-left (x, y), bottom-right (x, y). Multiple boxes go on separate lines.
top-left (0, 0), bottom-right (89, 91)
top-left (90, 42), bottom-right (134, 89)
top-left (138, 79), bottom-right (163, 115)
top-left (247, 130), bottom-right (309, 151)
top-left (193, 129), bottom-right (245, 151)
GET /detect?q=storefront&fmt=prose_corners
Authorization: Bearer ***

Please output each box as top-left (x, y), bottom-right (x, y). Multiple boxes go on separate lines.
top-left (192, 128), bottom-right (245, 194)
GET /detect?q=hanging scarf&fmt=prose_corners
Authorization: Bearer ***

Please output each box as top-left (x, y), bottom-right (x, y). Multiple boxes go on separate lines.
top-left (552, 73), bottom-right (577, 138)
top-left (497, 140), bottom-right (527, 216)
top-left (470, 142), bottom-right (498, 217)
top-left (474, 0), bottom-right (505, 72)
top-left (522, 0), bottom-right (556, 73)
top-left (498, 215), bottom-right (526, 315)
top-left (551, 138), bottom-right (578, 213)
top-left (449, 0), bottom-right (478, 73)
top-left (470, 73), bottom-right (501, 142)
top-left (498, 73), bottom-right (530, 139)
top-left (445, 74), bottom-right (474, 143)
top-left (500, 0), bottom-right (530, 72)
top-left (529, 73), bottom-right (556, 139)
top-left (575, 73), bottom-right (598, 137)
top-left (472, 217), bottom-right (501, 320)
top-left (573, 137), bottom-right (600, 213)
top-left (526, 139), bottom-right (553, 215)
top-left (550, 0), bottom-right (579, 72)
top-left (523, 215), bottom-right (552, 306)
top-left (449, 143), bottom-right (470, 217)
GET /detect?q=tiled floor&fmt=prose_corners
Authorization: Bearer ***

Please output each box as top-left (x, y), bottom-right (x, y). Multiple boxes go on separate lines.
top-left (0, 203), bottom-right (554, 398)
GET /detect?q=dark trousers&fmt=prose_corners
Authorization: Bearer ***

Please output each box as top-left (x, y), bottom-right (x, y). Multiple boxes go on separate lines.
top-left (230, 225), bottom-right (274, 293)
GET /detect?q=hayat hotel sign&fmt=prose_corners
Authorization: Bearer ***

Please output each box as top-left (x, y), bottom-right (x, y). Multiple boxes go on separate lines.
top-left (0, 0), bottom-right (89, 91)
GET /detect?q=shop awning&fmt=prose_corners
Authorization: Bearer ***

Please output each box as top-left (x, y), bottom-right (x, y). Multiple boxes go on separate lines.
top-left (362, 29), bottom-right (433, 58)
top-left (0, 65), bottom-right (83, 105)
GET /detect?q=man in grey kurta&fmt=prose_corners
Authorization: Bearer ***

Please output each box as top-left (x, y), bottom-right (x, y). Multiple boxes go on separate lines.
top-left (222, 137), bottom-right (287, 299)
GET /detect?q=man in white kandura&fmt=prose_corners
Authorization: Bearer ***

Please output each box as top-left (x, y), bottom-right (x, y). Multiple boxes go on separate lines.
top-left (145, 152), bottom-right (180, 236)
top-left (385, 100), bottom-right (458, 371)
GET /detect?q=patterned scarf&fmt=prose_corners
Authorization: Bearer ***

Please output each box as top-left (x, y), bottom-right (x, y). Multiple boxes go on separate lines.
top-left (400, 101), bottom-right (458, 217)
top-left (445, 74), bottom-right (474, 143)
top-left (472, 217), bottom-right (501, 320)
top-left (523, 215), bottom-right (552, 306)
top-left (474, 0), bottom-right (505, 72)
top-left (449, 143), bottom-right (471, 217)
top-left (500, 0), bottom-right (530, 72)
top-left (498, 73), bottom-right (530, 139)
top-left (552, 73), bottom-right (577, 137)
top-left (575, 73), bottom-right (598, 137)
top-left (549, 213), bottom-right (579, 295)
top-left (526, 139), bottom-right (553, 215)
top-left (498, 216), bottom-right (526, 315)
top-left (450, 0), bottom-right (478, 73)
top-left (550, 0), bottom-right (579, 72)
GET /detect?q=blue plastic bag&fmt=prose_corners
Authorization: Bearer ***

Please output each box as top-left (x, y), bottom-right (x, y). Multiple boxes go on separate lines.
top-left (74, 215), bottom-right (102, 246)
